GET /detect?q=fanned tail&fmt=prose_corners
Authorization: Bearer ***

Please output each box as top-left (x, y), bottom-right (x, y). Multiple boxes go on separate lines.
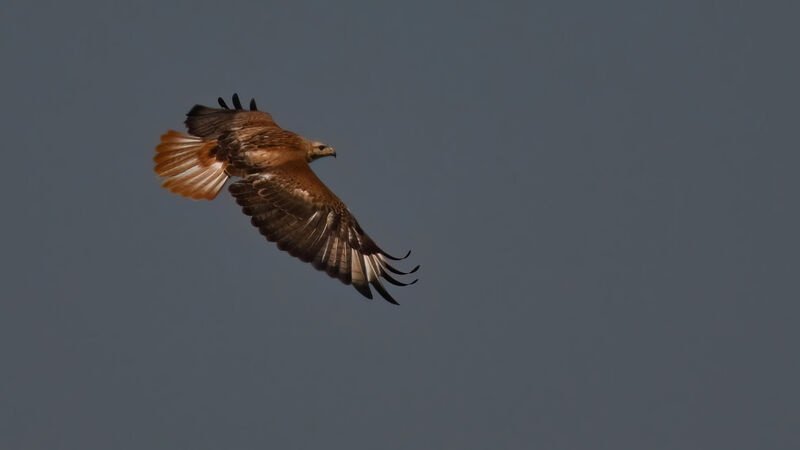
top-left (153, 130), bottom-right (229, 200)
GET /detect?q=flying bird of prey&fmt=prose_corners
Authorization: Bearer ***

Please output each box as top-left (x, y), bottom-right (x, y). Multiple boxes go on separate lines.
top-left (153, 94), bottom-right (418, 304)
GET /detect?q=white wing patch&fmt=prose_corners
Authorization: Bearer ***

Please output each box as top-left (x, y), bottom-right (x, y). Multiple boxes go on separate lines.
top-left (292, 188), bottom-right (312, 201)
top-left (351, 248), bottom-right (366, 285)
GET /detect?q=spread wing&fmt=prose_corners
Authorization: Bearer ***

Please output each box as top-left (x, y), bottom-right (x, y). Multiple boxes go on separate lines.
top-left (229, 160), bottom-right (418, 304)
top-left (185, 93), bottom-right (279, 139)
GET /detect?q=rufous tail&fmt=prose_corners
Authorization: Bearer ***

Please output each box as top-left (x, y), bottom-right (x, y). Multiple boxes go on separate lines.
top-left (153, 130), bottom-right (229, 200)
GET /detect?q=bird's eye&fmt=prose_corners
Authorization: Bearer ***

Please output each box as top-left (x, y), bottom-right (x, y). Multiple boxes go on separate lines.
top-left (317, 145), bottom-right (326, 150)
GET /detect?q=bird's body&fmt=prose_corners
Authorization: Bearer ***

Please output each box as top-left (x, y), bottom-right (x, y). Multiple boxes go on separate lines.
top-left (154, 94), bottom-right (417, 304)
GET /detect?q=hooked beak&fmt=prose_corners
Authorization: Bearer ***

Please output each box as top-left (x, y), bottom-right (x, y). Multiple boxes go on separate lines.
top-left (312, 142), bottom-right (336, 160)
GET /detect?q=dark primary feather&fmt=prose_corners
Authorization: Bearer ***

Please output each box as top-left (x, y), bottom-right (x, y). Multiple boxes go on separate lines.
top-left (232, 93), bottom-right (243, 110)
top-left (228, 166), bottom-right (417, 304)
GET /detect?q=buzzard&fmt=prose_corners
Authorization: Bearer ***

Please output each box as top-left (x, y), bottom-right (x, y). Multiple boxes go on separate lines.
top-left (154, 94), bottom-right (418, 304)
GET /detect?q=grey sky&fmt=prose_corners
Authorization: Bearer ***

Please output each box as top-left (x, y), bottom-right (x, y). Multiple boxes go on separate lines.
top-left (2, 1), bottom-right (799, 449)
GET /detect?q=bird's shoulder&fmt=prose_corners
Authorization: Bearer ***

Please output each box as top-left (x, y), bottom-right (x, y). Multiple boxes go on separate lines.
top-left (253, 160), bottom-right (343, 208)
top-left (223, 126), bottom-right (305, 148)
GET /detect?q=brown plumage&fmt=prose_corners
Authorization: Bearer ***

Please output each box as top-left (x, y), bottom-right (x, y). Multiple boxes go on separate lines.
top-left (153, 94), bottom-right (418, 304)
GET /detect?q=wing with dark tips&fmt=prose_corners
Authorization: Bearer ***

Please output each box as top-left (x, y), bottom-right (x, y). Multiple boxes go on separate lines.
top-left (186, 94), bottom-right (278, 139)
top-left (228, 161), bottom-right (418, 304)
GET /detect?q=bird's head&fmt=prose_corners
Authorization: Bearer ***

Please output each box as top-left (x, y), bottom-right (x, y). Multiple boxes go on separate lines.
top-left (308, 141), bottom-right (336, 162)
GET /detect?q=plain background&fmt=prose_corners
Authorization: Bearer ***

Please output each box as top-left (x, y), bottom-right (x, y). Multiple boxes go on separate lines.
top-left (2, 1), bottom-right (799, 449)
